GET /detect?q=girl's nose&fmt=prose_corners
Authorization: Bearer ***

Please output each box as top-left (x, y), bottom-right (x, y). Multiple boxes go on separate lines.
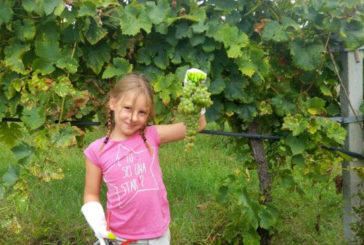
top-left (131, 111), bottom-right (138, 122)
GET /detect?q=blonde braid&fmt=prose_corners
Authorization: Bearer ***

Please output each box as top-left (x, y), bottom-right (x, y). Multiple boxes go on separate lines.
top-left (99, 109), bottom-right (113, 152)
top-left (140, 125), bottom-right (153, 155)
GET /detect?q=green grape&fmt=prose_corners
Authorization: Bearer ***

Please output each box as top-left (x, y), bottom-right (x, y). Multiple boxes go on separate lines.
top-left (178, 69), bottom-right (213, 152)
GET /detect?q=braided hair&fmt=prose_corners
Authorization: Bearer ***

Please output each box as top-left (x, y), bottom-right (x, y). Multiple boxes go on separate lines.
top-left (99, 72), bottom-right (155, 153)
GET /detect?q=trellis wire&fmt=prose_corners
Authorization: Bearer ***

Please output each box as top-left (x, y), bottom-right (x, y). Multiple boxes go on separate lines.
top-left (2, 117), bottom-right (364, 159)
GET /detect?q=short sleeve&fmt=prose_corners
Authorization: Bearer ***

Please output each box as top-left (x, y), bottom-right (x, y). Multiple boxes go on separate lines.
top-left (146, 125), bottom-right (161, 147)
top-left (83, 138), bottom-right (104, 167)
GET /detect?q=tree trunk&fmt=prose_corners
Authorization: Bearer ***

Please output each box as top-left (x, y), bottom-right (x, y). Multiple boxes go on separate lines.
top-left (248, 120), bottom-right (273, 245)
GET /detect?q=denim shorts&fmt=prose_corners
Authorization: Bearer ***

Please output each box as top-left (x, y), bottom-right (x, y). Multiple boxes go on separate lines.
top-left (99, 228), bottom-right (171, 245)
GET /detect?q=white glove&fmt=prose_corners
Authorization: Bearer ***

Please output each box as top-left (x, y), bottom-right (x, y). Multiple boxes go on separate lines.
top-left (81, 201), bottom-right (116, 245)
top-left (184, 68), bottom-right (207, 115)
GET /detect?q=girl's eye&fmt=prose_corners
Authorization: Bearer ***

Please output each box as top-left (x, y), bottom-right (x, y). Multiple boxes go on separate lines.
top-left (139, 111), bottom-right (146, 115)
top-left (124, 106), bottom-right (131, 110)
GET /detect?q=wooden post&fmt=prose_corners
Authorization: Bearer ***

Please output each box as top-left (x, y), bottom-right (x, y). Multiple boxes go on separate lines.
top-left (340, 49), bottom-right (364, 244)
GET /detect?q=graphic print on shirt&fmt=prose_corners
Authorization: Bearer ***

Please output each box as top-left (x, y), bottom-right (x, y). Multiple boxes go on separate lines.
top-left (103, 143), bottom-right (159, 208)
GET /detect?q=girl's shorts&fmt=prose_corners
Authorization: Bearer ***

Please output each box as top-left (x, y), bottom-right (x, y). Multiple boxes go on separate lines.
top-left (100, 228), bottom-right (171, 245)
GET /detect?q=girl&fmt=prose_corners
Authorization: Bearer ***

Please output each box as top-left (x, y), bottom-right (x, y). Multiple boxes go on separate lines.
top-left (81, 72), bottom-right (207, 245)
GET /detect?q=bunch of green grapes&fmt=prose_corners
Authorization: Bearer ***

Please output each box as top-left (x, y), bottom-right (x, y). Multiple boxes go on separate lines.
top-left (178, 69), bottom-right (212, 151)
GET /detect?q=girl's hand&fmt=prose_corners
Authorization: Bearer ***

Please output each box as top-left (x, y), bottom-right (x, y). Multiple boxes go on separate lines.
top-left (81, 201), bottom-right (116, 245)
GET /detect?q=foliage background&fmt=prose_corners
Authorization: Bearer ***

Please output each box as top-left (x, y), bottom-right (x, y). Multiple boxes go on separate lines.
top-left (1, 0), bottom-right (364, 243)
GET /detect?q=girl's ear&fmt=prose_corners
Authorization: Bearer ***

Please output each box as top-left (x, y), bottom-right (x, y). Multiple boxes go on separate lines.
top-left (109, 98), bottom-right (116, 111)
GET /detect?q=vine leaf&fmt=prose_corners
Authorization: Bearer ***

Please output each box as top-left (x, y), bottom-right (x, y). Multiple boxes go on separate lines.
top-left (209, 76), bottom-right (226, 95)
top-left (78, 1), bottom-right (96, 17)
top-left (206, 100), bottom-right (223, 122)
top-left (34, 40), bottom-right (62, 63)
top-left (286, 135), bottom-right (305, 155)
top-left (120, 4), bottom-right (152, 35)
top-left (262, 21), bottom-right (290, 42)
top-left (305, 97), bottom-right (326, 115)
top-left (341, 20), bottom-right (364, 51)
top-left (0, 123), bottom-right (23, 146)
top-left (21, 107), bottom-right (46, 130)
top-left (83, 42), bottom-right (111, 74)
top-left (282, 114), bottom-right (309, 136)
top-left (41, 0), bottom-right (62, 15)
top-left (4, 41), bottom-right (31, 74)
top-left (102, 58), bottom-right (132, 79)
top-left (14, 18), bottom-right (36, 41)
top-left (86, 18), bottom-right (108, 45)
top-left (289, 39), bottom-right (324, 71)
top-left (11, 142), bottom-right (35, 165)
top-left (217, 26), bottom-right (249, 58)
top-left (145, 0), bottom-right (169, 25)
top-left (2, 165), bottom-right (19, 187)
top-left (0, 0), bottom-right (13, 25)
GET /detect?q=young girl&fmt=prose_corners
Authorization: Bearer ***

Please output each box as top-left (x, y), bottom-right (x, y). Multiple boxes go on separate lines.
top-left (81, 72), bottom-right (207, 245)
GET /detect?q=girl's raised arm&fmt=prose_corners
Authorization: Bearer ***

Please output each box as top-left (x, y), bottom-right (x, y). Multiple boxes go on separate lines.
top-left (83, 158), bottom-right (103, 203)
top-left (156, 114), bottom-right (206, 144)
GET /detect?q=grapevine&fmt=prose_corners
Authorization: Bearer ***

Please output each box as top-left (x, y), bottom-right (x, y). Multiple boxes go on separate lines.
top-left (178, 69), bottom-right (213, 151)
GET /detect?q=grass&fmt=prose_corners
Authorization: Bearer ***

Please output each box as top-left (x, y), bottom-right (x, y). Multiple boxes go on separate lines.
top-left (0, 123), bottom-right (344, 244)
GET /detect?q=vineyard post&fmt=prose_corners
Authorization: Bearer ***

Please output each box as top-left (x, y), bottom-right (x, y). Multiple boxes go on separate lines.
top-left (340, 48), bottom-right (364, 243)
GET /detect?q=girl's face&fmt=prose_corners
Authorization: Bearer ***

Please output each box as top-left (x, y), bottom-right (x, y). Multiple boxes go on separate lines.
top-left (109, 91), bottom-right (150, 140)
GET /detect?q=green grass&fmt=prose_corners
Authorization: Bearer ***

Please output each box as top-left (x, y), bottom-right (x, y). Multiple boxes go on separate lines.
top-left (0, 123), bottom-right (344, 244)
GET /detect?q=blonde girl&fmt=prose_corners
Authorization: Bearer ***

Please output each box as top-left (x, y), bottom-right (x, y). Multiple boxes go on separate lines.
top-left (81, 72), bottom-right (206, 245)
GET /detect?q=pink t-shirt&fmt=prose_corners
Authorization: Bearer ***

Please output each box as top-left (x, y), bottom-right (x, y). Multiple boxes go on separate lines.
top-left (84, 126), bottom-right (170, 239)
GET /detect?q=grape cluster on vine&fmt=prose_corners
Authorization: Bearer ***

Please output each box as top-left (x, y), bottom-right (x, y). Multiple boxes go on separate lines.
top-left (178, 69), bottom-right (212, 152)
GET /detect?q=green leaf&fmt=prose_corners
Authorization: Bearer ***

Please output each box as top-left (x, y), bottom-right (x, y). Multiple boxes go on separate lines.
top-left (235, 57), bottom-right (257, 78)
top-left (192, 21), bottom-right (208, 34)
top-left (14, 18), bottom-right (36, 41)
top-left (83, 42), bottom-right (111, 74)
top-left (0, 123), bottom-right (23, 146)
top-left (286, 134), bottom-right (306, 155)
top-left (262, 20), bottom-right (290, 42)
top-left (289, 39), bottom-right (324, 71)
top-left (102, 58), bottom-right (132, 79)
top-left (41, 0), bottom-right (62, 15)
top-left (11, 142), bottom-right (35, 165)
top-left (209, 77), bottom-right (226, 95)
top-left (341, 20), bottom-right (364, 50)
top-left (0, 0), bottom-right (13, 25)
top-left (206, 99), bottom-right (223, 122)
top-left (56, 48), bottom-right (79, 74)
top-left (242, 232), bottom-right (260, 245)
top-left (316, 117), bottom-right (346, 145)
top-left (225, 79), bottom-right (247, 101)
top-left (292, 154), bottom-right (305, 168)
top-left (282, 114), bottom-right (309, 136)
top-left (259, 207), bottom-right (276, 229)
top-left (78, 1), bottom-right (96, 17)
top-left (4, 41), bottom-right (31, 74)
top-left (271, 96), bottom-right (296, 117)
top-left (145, 0), bottom-right (169, 25)
top-left (305, 97), bottom-right (326, 115)
top-left (153, 50), bottom-right (169, 70)
top-left (32, 58), bottom-right (55, 75)
top-left (21, 107), bottom-right (46, 130)
top-left (22, 0), bottom-right (43, 15)
top-left (236, 104), bottom-right (257, 122)
top-left (2, 165), bottom-right (19, 187)
top-left (34, 40), bottom-right (61, 63)
top-left (217, 26), bottom-right (249, 58)
top-left (175, 22), bottom-right (192, 39)
top-left (53, 76), bottom-right (75, 97)
top-left (136, 47), bottom-right (152, 65)
top-left (86, 18), bottom-right (108, 45)
top-left (51, 125), bottom-right (79, 148)
top-left (120, 3), bottom-right (152, 35)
